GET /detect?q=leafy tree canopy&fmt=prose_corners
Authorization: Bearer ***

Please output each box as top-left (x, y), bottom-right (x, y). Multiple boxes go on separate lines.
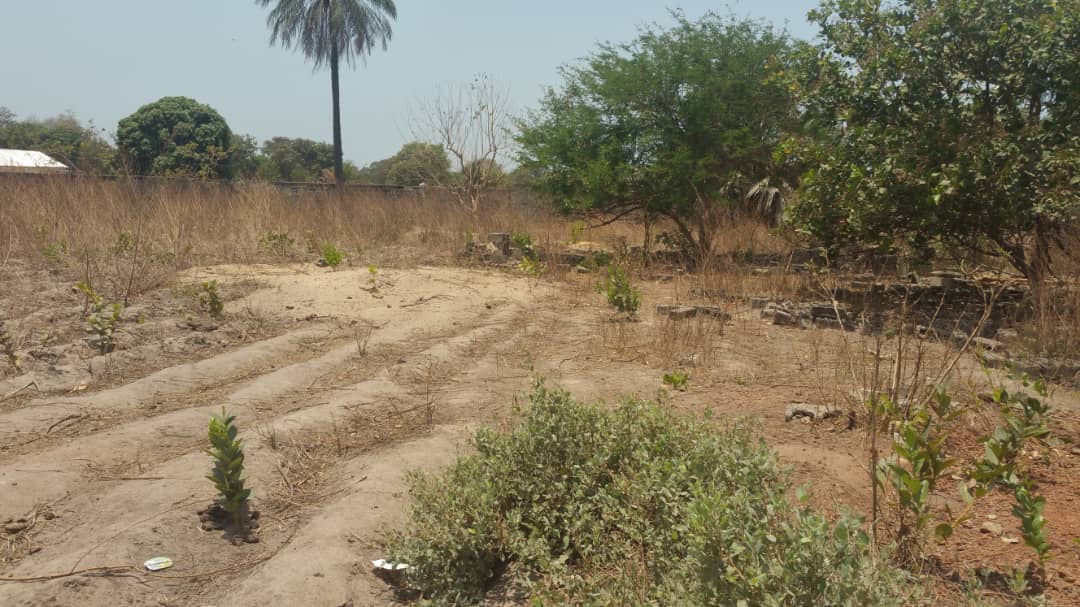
top-left (356, 155), bottom-right (393, 185)
top-left (788, 0), bottom-right (1080, 281)
top-left (0, 108), bottom-right (115, 173)
top-left (0, 107), bottom-right (15, 128)
top-left (356, 142), bottom-right (451, 186)
top-left (116, 97), bottom-right (235, 178)
top-left (385, 142), bottom-right (450, 186)
top-left (516, 12), bottom-right (798, 260)
top-left (229, 134), bottom-right (262, 180)
top-left (507, 163), bottom-right (545, 189)
top-left (260, 136), bottom-right (334, 182)
top-left (258, 136), bottom-right (362, 183)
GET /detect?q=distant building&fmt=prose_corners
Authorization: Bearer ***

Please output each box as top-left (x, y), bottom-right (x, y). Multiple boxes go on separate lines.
top-left (0, 149), bottom-right (70, 174)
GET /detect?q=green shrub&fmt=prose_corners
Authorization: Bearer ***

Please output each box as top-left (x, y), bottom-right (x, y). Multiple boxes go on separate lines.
top-left (390, 382), bottom-right (913, 606)
top-left (367, 264), bottom-right (379, 291)
top-left (583, 250), bottom-right (613, 270)
top-left (75, 282), bottom-right (121, 354)
top-left (196, 280), bottom-right (224, 318)
top-left (596, 265), bottom-right (640, 315)
top-left (518, 255), bottom-right (546, 277)
top-left (880, 375), bottom-right (1054, 568)
top-left (321, 242), bottom-right (344, 268)
top-left (975, 378), bottom-right (1053, 563)
top-left (874, 388), bottom-right (961, 557)
top-left (510, 232), bottom-right (535, 257)
top-left (663, 370), bottom-right (689, 391)
top-left (206, 408), bottom-right (251, 531)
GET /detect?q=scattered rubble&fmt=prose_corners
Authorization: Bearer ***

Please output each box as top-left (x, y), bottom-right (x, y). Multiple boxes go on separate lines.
top-left (978, 351), bottom-right (1080, 384)
top-left (760, 301), bottom-right (853, 330)
top-left (784, 403), bottom-right (842, 422)
top-left (656, 305), bottom-right (731, 322)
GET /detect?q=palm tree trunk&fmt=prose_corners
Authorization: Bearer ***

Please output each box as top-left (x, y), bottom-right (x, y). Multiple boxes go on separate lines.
top-left (330, 47), bottom-right (344, 187)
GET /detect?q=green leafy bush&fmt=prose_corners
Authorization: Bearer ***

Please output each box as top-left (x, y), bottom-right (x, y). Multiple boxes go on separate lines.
top-left (510, 232), bottom-right (535, 258)
top-left (976, 378), bottom-right (1053, 562)
top-left (875, 388), bottom-right (960, 556)
top-left (880, 375), bottom-right (1055, 568)
top-left (390, 382), bottom-right (912, 606)
top-left (75, 282), bottom-right (122, 354)
top-left (663, 371), bottom-right (689, 391)
top-left (206, 408), bottom-right (251, 531)
top-left (596, 265), bottom-right (640, 315)
top-left (321, 242), bottom-right (344, 268)
top-left (196, 280), bottom-right (224, 318)
top-left (367, 264), bottom-right (380, 291)
top-left (517, 255), bottom-right (546, 277)
top-left (585, 250), bottom-right (613, 270)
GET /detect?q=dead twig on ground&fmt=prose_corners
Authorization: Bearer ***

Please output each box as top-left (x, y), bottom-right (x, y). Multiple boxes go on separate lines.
top-left (46, 413), bottom-right (84, 434)
top-left (0, 565), bottom-right (135, 583)
top-left (1, 529), bottom-right (299, 584)
top-left (1, 380), bottom-right (38, 402)
top-left (399, 294), bottom-right (450, 308)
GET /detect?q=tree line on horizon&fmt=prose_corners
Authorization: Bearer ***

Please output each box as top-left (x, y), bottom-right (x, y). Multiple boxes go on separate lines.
top-left (0, 102), bottom-right (471, 186)
top-left (2, 0), bottom-right (1077, 282)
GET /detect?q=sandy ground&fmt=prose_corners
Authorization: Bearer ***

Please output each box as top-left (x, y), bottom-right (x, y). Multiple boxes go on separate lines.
top-left (1, 263), bottom-right (1079, 606)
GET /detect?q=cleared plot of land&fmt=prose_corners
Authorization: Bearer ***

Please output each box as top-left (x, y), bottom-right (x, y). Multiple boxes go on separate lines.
top-left (1, 263), bottom-right (1079, 606)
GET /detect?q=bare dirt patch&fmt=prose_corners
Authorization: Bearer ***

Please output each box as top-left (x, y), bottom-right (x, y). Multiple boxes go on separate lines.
top-left (1, 262), bottom-right (1078, 606)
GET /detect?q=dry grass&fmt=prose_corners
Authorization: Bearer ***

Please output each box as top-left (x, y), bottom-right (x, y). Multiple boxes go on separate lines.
top-left (3, 175), bottom-right (1077, 362)
top-left (0, 176), bottom-right (558, 269)
top-left (1023, 281), bottom-right (1080, 358)
top-left (589, 312), bottom-right (730, 373)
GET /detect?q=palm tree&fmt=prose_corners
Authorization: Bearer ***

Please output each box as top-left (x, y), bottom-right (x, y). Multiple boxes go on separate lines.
top-left (256, 0), bottom-right (397, 186)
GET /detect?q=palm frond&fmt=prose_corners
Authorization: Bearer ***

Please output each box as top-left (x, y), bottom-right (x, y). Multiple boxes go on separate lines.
top-left (745, 177), bottom-right (789, 226)
top-left (256, 0), bottom-right (396, 69)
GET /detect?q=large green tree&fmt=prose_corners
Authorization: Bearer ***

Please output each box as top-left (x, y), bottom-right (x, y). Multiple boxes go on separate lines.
top-left (516, 13), bottom-right (798, 261)
top-left (260, 136), bottom-right (334, 182)
top-left (229, 134), bottom-right (263, 180)
top-left (116, 97), bottom-right (235, 178)
top-left (789, 0), bottom-right (1080, 282)
top-left (259, 136), bottom-right (362, 182)
top-left (385, 142), bottom-right (450, 186)
top-left (257, 0), bottom-right (397, 187)
top-left (0, 109), bottom-right (114, 173)
top-left (356, 142), bottom-right (452, 186)
top-left (356, 154), bottom-right (393, 185)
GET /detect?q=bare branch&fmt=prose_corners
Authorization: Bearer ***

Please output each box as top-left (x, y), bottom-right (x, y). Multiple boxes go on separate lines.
top-left (409, 74), bottom-right (514, 213)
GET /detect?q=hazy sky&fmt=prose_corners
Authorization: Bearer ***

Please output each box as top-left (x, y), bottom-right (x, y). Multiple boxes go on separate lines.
top-left (1, 1), bottom-right (820, 167)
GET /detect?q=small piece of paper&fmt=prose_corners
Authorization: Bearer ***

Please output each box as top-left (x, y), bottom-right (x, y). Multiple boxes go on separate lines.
top-left (144, 556), bottom-right (174, 571)
top-left (371, 559), bottom-right (409, 571)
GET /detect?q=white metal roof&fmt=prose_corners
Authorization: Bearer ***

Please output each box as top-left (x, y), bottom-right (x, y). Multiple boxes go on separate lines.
top-left (0, 149), bottom-right (68, 169)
